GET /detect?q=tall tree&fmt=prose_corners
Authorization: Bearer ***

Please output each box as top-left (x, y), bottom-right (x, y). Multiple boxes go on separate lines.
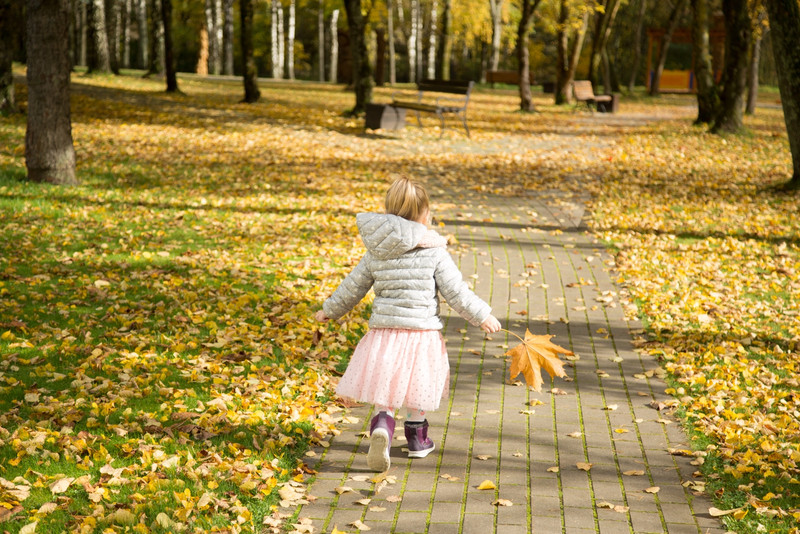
top-left (489, 0), bottom-right (504, 72)
top-left (764, 0), bottom-right (800, 189)
top-left (0, 0), bottom-right (18, 114)
top-left (88, 0), bottom-right (111, 72)
top-left (137, 0), bottom-right (148, 68)
top-left (223, 0), bottom-right (234, 74)
top-left (555, 0), bottom-right (589, 105)
top-left (288, 0), bottom-right (296, 79)
top-left (26, 0), bottom-right (77, 185)
top-left (649, 0), bottom-right (688, 96)
top-left (205, 0), bottom-right (220, 74)
top-left (318, 0), bottom-right (325, 81)
top-left (711, 0), bottom-right (751, 133)
top-left (690, 0), bottom-right (719, 122)
top-left (388, 0), bottom-right (397, 83)
top-left (240, 0), bottom-right (260, 102)
top-left (122, 0), bottom-right (132, 68)
top-left (271, 0), bottom-right (283, 79)
top-left (344, 0), bottom-right (373, 114)
top-left (144, 0), bottom-right (165, 76)
top-left (427, 0), bottom-right (437, 78)
top-left (588, 0), bottom-right (621, 92)
top-left (330, 9), bottom-right (339, 82)
top-left (435, 0), bottom-right (452, 79)
top-left (409, 0), bottom-right (418, 82)
top-left (627, 0), bottom-right (647, 91)
top-left (517, 0), bottom-right (542, 111)
top-left (161, 0), bottom-right (178, 91)
top-left (746, 9), bottom-right (767, 115)
top-left (108, 0), bottom-right (121, 73)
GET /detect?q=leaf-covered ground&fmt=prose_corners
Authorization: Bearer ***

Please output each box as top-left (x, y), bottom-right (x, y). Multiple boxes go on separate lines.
top-left (0, 71), bottom-right (798, 533)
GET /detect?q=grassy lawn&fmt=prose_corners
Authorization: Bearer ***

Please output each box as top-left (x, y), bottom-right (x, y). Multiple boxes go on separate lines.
top-left (1, 70), bottom-right (798, 533)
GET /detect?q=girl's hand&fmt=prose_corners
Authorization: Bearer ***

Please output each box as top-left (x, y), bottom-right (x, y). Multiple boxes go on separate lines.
top-left (480, 315), bottom-right (501, 333)
top-left (314, 310), bottom-right (330, 322)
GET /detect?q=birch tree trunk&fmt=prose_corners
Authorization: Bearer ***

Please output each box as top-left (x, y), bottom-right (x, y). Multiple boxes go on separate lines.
top-left (223, 0), bottom-right (234, 74)
top-left (288, 0), bottom-right (295, 79)
top-left (25, 0), bottom-right (77, 184)
top-left (436, 0), bottom-right (451, 79)
top-left (213, 0), bottom-right (222, 73)
top-left (388, 0), bottom-right (396, 83)
top-left (278, 5), bottom-right (285, 78)
top-left (122, 0), bottom-right (131, 68)
top-left (415, 0), bottom-right (422, 80)
top-left (0, 0), bottom-right (18, 114)
top-left (317, 0), bottom-right (324, 80)
top-left (409, 0), bottom-right (418, 82)
top-left (109, 0), bottom-right (121, 74)
top-left (144, 0), bottom-right (165, 75)
top-left (745, 31), bottom-right (762, 115)
top-left (765, 0), bottom-right (800, 189)
top-left (711, 0), bottom-right (751, 133)
top-left (649, 0), bottom-right (688, 96)
top-left (137, 0), bottom-right (148, 68)
top-left (627, 0), bottom-right (647, 91)
top-left (271, 0), bottom-right (279, 78)
top-left (489, 0), bottom-right (503, 72)
top-left (205, 0), bottom-right (217, 74)
top-left (427, 0), bottom-right (437, 79)
top-left (88, 0), bottom-right (111, 72)
top-left (241, 0), bottom-right (260, 102)
top-left (330, 9), bottom-right (339, 83)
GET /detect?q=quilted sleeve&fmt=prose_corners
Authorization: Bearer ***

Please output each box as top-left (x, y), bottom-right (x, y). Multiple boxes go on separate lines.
top-left (322, 254), bottom-right (375, 320)
top-left (434, 250), bottom-right (491, 327)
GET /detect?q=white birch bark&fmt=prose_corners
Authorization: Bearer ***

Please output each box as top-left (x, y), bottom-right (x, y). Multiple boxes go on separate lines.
top-left (122, 0), bottom-right (131, 68)
top-left (409, 0), bottom-right (418, 82)
top-left (330, 9), bottom-right (339, 83)
top-left (278, 3), bottom-right (285, 79)
top-left (489, 0), bottom-right (503, 71)
top-left (271, 0), bottom-right (279, 78)
top-left (137, 0), bottom-right (147, 68)
top-left (388, 0), bottom-right (396, 84)
top-left (318, 0), bottom-right (325, 81)
top-left (288, 0), bottom-right (295, 79)
top-left (427, 0), bottom-right (437, 79)
top-left (214, 0), bottom-right (222, 74)
top-left (91, 0), bottom-right (111, 72)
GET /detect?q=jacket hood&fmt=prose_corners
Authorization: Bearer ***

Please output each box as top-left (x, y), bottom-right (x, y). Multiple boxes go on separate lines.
top-left (356, 213), bottom-right (431, 260)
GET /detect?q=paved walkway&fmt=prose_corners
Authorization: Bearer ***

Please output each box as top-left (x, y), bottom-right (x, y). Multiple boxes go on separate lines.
top-left (296, 188), bottom-right (726, 534)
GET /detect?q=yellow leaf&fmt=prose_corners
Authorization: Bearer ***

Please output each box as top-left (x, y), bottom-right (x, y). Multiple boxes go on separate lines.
top-left (331, 527), bottom-right (347, 534)
top-left (732, 509), bottom-right (748, 520)
top-left (644, 486), bottom-right (660, 494)
top-left (477, 480), bottom-right (497, 490)
top-left (48, 477), bottom-right (75, 494)
top-left (506, 329), bottom-right (571, 392)
top-left (349, 519), bottom-right (371, 531)
top-left (576, 462), bottom-right (593, 471)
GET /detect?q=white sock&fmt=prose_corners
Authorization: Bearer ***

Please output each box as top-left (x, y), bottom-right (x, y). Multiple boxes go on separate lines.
top-left (376, 406), bottom-right (395, 418)
top-left (406, 409), bottom-right (426, 422)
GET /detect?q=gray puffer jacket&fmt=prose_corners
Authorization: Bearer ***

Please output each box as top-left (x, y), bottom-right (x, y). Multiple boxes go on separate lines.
top-left (322, 213), bottom-right (492, 330)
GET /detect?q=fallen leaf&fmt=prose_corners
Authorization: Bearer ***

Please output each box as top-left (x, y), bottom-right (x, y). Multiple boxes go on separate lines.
top-left (350, 519), bottom-right (371, 531)
top-left (36, 503), bottom-right (57, 515)
top-left (644, 486), bottom-right (660, 494)
top-left (709, 506), bottom-right (745, 517)
top-left (506, 329), bottom-right (571, 391)
top-left (567, 431), bottom-right (582, 438)
top-left (19, 522), bottom-right (37, 534)
top-left (477, 480), bottom-right (497, 490)
top-left (385, 495), bottom-right (402, 502)
top-left (493, 499), bottom-right (513, 506)
top-left (576, 462), bottom-right (593, 471)
top-left (546, 466), bottom-right (559, 473)
top-left (334, 486), bottom-right (354, 495)
top-left (369, 506), bottom-right (387, 512)
top-left (476, 455), bottom-right (491, 461)
top-left (623, 470), bottom-right (645, 476)
top-left (48, 477), bottom-right (75, 494)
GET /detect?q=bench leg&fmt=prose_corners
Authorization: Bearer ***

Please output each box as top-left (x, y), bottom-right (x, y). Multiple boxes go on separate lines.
top-left (436, 110), bottom-right (446, 137)
top-left (459, 111), bottom-right (470, 138)
top-left (414, 110), bottom-right (423, 128)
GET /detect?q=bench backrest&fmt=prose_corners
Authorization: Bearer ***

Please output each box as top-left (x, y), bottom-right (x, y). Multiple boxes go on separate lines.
top-left (486, 70), bottom-right (535, 85)
top-left (572, 80), bottom-right (596, 101)
top-left (417, 79), bottom-right (474, 96)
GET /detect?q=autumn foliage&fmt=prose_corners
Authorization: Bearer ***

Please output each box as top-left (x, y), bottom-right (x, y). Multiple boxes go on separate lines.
top-left (0, 71), bottom-right (799, 533)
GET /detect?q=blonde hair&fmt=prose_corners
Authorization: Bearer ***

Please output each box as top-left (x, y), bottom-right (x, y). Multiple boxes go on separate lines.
top-left (385, 177), bottom-right (429, 222)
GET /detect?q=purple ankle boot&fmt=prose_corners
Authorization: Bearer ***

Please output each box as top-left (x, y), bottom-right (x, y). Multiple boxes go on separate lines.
top-left (404, 420), bottom-right (435, 458)
top-left (367, 412), bottom-right (395, 472)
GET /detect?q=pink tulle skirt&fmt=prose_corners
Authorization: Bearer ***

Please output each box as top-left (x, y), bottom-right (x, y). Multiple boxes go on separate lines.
top-left (335, 328), bottom-right (450, 412)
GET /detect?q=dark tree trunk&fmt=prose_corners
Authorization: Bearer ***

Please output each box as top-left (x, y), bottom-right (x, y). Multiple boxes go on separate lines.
top-left (161, 0), bottom-right (177, 92)
top-left (588, 0), bottom-right (620, 89)
top-left (712, 0), bottom-right (751, 133)
top-left (240, 0), bottom-right (260, 102)
top-left (25, 0), bottom-right (77, 185)
top-left (765, 0), bottom-right (800, 189)
top-left (745, 31), bottom-right (763, 115)
top-left (691, 0), bottom-right (720, 123)
top-left (627, 0), bottom-right (647, 91)
top-left (223, 0), bottom-right (234, 75)
top-left (375, 28), bottom-right (386, 86)
top-left (435, 0), bottom-right (452, 80)
top-left (145, 0), bottom-right (163, 75)
top-left (517, 0), bottom-right (542, 111)
top-left (0, 0), bottom-right (18, 114)
top-left (107, 0), bottom-right (120, 74)
top-left (344, 0), bottom-right (373, 115)
top-left (650, 0), bottom-right (688, 96)
top-left (88, 0), bottom-right (111, 72)
top-left (555, 1), bottom-right (588, 105)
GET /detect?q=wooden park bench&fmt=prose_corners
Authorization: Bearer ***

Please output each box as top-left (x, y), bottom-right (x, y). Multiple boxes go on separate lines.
top-left (390, 79), bottom-right (474, 138)
top-left (486, 70), bottom-right (535, 87)
top-left (572, 80), bottom-right (615, 112)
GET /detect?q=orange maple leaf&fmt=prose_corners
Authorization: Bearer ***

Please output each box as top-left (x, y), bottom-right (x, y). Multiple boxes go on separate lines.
top-left (506, 329), bottom-right (572, 391)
